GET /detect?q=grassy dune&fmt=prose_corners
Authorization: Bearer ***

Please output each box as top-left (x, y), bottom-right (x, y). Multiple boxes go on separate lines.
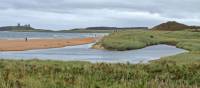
top-left (94, 31), bottom-right (200, 63)
top-left (94, 30), bottom-right (200, 63)
top-left (95, 30), bottom-right (200, 51)
top-left (0, 60), bottom-right (199, 88)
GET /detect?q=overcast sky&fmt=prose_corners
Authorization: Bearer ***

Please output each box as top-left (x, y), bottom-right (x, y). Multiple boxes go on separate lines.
top-left (0, 0), bottom-right (200, 30)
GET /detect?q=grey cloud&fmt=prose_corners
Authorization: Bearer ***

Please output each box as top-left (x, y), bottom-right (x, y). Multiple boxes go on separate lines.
top-left (0, 0), bottom-right (200, 30)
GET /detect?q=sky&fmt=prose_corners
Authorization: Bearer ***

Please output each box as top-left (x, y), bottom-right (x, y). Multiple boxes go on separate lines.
top-left (0, 0), bottom-right (200, 30)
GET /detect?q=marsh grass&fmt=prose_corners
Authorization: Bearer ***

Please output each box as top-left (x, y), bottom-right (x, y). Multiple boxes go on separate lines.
top-left (0, 59), bottom-right (199, 88)
top-left (90, 30), bottom-right (200, 88)
top-left (97, 30), bottom-right (200, 51)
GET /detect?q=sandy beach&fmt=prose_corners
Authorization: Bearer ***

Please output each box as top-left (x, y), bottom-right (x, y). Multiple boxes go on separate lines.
top-left (0, 37), bottom-right (95, 51)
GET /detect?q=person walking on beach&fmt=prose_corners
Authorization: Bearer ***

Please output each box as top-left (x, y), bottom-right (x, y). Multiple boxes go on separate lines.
top-left (94, 34), bottom-right (97, 38)
top-left (25, 37), bottom-right (28, 42)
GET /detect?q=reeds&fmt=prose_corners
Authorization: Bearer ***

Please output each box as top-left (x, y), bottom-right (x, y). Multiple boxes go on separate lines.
top-left (0, 59), bottom-right (198, 88)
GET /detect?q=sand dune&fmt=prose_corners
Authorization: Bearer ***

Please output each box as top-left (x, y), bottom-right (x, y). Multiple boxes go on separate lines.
top-left (0, 37), bottom-right (95, 51)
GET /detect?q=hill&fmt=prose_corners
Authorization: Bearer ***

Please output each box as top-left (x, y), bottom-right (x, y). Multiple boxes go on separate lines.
top-left (85, 27), bottom-right (148, 30)
top-left (0, 24), bottom-right (52, 32)
top-left (60, 27), bottom-right (148, 33)
top-left (152, 21), bottom-right (190, 31)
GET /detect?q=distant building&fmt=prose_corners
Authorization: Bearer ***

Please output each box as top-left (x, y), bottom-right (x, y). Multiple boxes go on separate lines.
top-left (27, 24), bottom-right (31, 28)
top-left (17, 23), bottom-right (21, 27)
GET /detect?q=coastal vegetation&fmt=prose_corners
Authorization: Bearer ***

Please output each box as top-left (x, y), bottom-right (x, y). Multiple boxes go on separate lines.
top-left (93, 30), bottom-right (200, 64)
top-left (89, 22), bottom-right (200, 87)
top-left (89, 22), bottom-right (200, 88)
top-left (0, 59), bottom-right (199, 88)
top-left (95, 30), bottom-right (200, 51)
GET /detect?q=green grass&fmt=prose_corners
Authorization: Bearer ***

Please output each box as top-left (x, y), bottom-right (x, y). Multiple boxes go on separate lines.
top-left (91, 30), bottom-right (200, 87)
top-left (155, 52), bottom-right (200, 65)
top-left (0, 59), bottom-right (199, 88)
top-left (96, 30), bottom-right (200, 51)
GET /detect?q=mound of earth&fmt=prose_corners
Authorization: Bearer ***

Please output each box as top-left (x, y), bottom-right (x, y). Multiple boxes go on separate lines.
top-left (152, 21), bottom-right (189, 31)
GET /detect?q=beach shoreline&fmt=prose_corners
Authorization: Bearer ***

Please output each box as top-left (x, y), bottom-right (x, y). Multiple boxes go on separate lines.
top-left (0, 37), bottom-right (95, 51)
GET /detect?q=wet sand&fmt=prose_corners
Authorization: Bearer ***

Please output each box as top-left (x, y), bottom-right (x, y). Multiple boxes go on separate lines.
top-left (0, 37), bottom-right (95, 51)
